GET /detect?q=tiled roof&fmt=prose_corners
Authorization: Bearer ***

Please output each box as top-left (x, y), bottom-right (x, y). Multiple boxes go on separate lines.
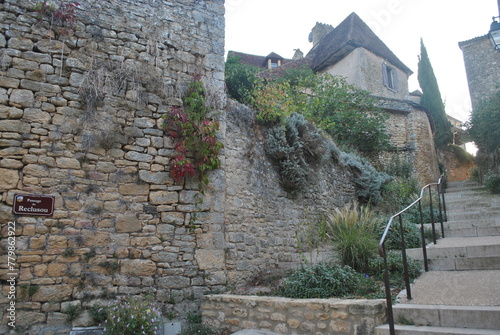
top-left (307, 12), bottom-right (413, 75)
top-left (227, 50), bottom-right (292, 69)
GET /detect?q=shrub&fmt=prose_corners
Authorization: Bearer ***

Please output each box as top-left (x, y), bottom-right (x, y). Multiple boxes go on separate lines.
top-left (89, 304), bottom-right (107, 324)
top-left (384, 154), bottom-right (414, 179)
top-left (320, 204), bottom-right (379, 272)
top-left (340, 151), bottom-right (392, 205)
top-left (225, 55), bottom-right (261, 105)
top-left (377, 220), bottom-right (422, 251)
top-left (484, 172), bottom-right (500, 194)
top-left (276, 263), bottom-right (380, 299)
top-left (367, 250), bottom-right (422, 287)
top-left (103, 297), bottom-right (161, 335)
top-left (380, 176), bottom-right (419, 214)
top-left (265, 113), bottom-right (336, 192)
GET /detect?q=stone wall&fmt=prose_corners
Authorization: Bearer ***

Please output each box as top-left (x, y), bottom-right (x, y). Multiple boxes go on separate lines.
top-left (224, 100), bottom-right (356, 286)
top-left (201, 294), bottom-right (386, 335)
top-left (0, 0), bottom-right (225, 333)
top-left (459, 36), bottom-right (500, 111)
top-left (373, 98), bottom-right (440, 184)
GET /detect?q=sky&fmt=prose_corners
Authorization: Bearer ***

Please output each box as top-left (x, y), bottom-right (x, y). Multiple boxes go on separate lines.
top-left (224, 0), bottom-right (499, 124)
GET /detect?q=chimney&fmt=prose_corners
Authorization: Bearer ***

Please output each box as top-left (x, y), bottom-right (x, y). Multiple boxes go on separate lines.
top-left (292, 49), bottom-right (304, 60)
top-left (308, 22), bottom-right (334, 47)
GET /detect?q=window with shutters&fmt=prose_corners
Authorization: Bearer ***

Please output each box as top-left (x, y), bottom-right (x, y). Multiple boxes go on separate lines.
top-left (382, 63), bottom-right (398, 92)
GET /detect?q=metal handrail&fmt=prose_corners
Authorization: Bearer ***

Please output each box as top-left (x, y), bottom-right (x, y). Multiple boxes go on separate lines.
top-left (378, 175), bottom-right (447, 335)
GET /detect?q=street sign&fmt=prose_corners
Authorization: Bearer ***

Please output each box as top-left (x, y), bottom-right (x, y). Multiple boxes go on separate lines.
top-left (12, 193), bottom-right (55, 216)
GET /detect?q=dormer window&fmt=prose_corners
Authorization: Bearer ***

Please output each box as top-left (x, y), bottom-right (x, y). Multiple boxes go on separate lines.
top-left (268, 59), bottom-right (281, 69)
top-left (383, 63), bottom-right (398, 92)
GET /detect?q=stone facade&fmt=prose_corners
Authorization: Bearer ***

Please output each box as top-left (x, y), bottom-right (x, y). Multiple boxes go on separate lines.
top-left (0, 0), bottom-right (225, 333)
top-left (201, 294), bottom-right (386, 335)
top-left (324, 48), bottom-right (410, 101)
top-left (459, 36), bottom-right (500, 111)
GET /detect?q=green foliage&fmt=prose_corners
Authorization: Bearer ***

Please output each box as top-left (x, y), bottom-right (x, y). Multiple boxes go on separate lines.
top-left (265, 113), bottom-right (338, 192)
top-left (367, 251), bottom-right (422, 287)
top-left (417, 39), bottom-right (453, 148)
top-left (447, 145), bottom-right (475, 164)
top-left (319, 204), bottom-right (379, 272)
top-left (469, 167), bottom-right (480, 182)
top-left (103, 297), bottom-right (161, 335)
top-left (380, 176), bottom-right (419, 214)
top-left (384, 154), bottom-right (414, 179)
top-left (254, 82), bottom-right (297, 123)
top-left (178, 313), bottom-right (221, 335)
top-left (89, 304), bottom-right (107, 324)
top-left (276, 263), bottom-right (381, 299)
top-left (377, 220), bottom-right (422, 251)
top-left (62, 247), bottom-right (75, 257)
top-left (301, 74), bottom-right (390, 151)
top-left (339, 151), bottom-right (392, 205)
top-left (225, 55), bottom-right (261, 104)
top-left (484, 172), bottom-right (500, 194)
top-left (162, 76), bottom-right (223, 187)
top-left (250, 72), bottom-right (390, 151)
top-left (65, 305), bottom-right (83, 322)
top-left (465, 90), bottom-right (500, 153)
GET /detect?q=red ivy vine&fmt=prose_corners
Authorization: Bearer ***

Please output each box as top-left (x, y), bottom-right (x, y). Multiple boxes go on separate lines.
top-left (34, 1), bottom-right (80, 36)
top-left (163, 76), bottom-right (223, 188)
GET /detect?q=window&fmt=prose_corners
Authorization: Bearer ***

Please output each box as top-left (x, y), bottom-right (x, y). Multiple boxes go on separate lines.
top-left (382, 63), bottom-right (398, 92)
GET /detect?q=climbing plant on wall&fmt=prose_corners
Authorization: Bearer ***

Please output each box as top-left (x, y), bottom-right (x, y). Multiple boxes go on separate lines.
top-left (162, 76), bottom-right (223, 189)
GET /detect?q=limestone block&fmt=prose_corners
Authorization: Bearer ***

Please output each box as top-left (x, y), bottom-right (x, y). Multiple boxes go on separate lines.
top-left (0, 158), bottom-right (24, 169)
top-left (96, 161), bottom-right (117, 173)
top-left (30, 235), bottom-right (46, 249)
top-left (31, 284), bottom-right (73, 302)
top-left (155, 275), bottom-right (191, 289)
top-left (0, 105), bottom-right (23, 118)
top-left (47, 236), bottom-right (68, 249)
top-left (21, 79), bottom-right (61, 94)
top-left (150, 190), bottom-right (178, 205)
top-left (0, 168), bottom-right (19, 190)
top-left (125, 151), bottom-right (153, 162)
top-left (0, 119), bottom-right (31, 133)
top-left (23, 108), bottom-right (51, 123)
top-left (119, 183), bottom-right (150, 195)
top-left (195, 249), bottom-right (225, 270)
top-left (23, 164), bottom-right (49, 177)
top-left (0, 77), bottom-right (19, 89)
top-left (8, 37), bottom-right (34, 51)
top-left (47, 263), bottom-right (67, 276)
top-left (160, 212), bottom-right (184, 225)
top-left (115, 213), bottom-right (142, 233)
top-left (139, 170), bottom-right (170, 184)
top-left (120, 259), bottom-right (156, 276)
top-left (15, 311), bottom-right (46, 326)
top-left (34, 40), bottom-right (69, 54)
top-left (56, 157), bottom-right (81, 169)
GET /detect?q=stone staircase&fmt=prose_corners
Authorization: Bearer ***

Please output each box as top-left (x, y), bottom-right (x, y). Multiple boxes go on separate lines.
top-left (376, 180), bottom-right (500, 335)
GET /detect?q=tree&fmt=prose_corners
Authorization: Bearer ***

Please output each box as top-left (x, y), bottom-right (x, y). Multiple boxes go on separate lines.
top-left (224, 55), bottom-right (261, 104)
top-left (466, 90), bottom-right (500, 153)
top-left (417, 39), bottom-right (453, 149)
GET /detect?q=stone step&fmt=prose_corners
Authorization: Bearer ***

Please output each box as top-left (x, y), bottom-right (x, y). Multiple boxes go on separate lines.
top-left (375, 324), bottom-right (500, 335)
top-left (424, 220), bottom-right (500, 238)
top-left (447, 210), bottom-right (500, 221)
top-left (391, 304), bottom-right (500, 330)
top-left (407, 236), bottom-right (500, 270)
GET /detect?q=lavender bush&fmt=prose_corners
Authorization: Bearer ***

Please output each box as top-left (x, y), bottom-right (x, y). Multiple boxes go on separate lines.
top-left (102, 297), bottom-right (161, 335)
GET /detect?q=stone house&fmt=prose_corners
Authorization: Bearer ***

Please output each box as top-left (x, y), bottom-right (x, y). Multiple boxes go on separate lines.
top-left (229, 12), bottom-right (441, 183)
top-left (459, 16), bottom-right (500, 175)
